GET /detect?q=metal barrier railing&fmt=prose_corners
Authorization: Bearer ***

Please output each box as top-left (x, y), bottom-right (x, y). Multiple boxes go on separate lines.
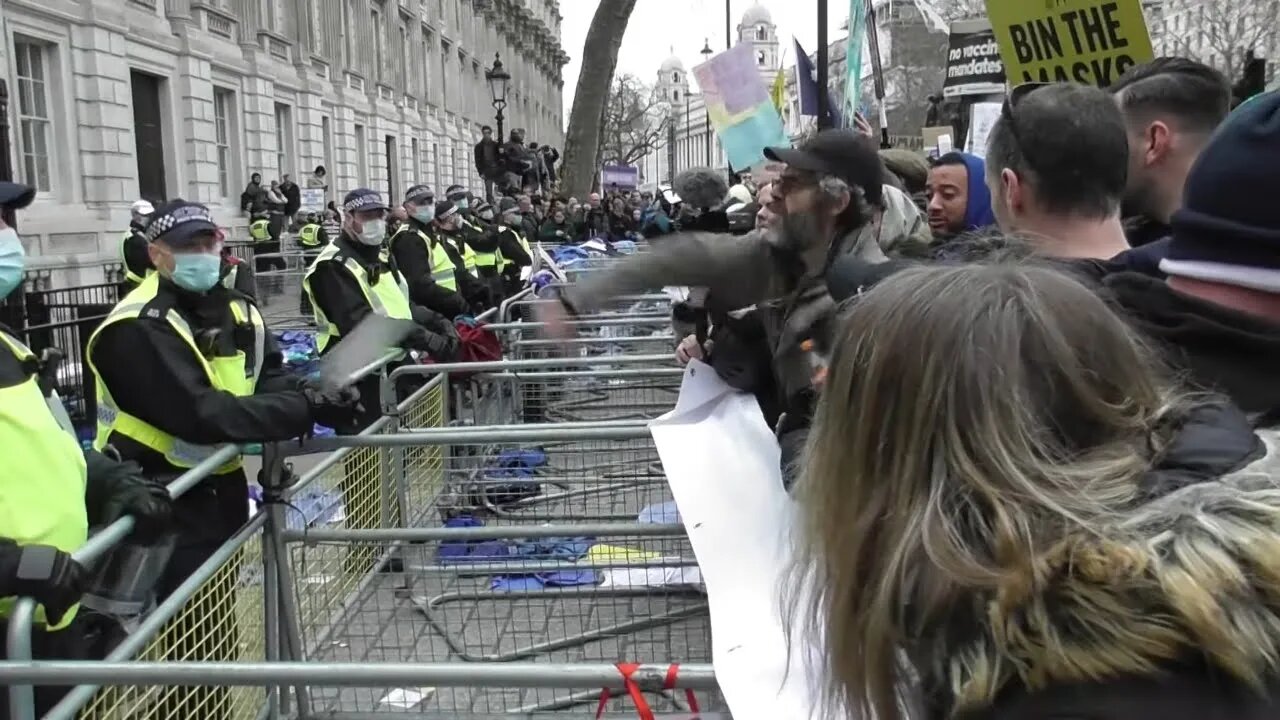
top-left (0, 242), bottom-right (719, 719)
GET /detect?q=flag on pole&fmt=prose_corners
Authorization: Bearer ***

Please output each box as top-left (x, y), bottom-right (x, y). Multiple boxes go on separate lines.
top-left (770, 68), bottom-right (786, 112)
top-left (793, 38), bottom-right (844, 128)
top-left (844, 0), bottom-right (868, 123)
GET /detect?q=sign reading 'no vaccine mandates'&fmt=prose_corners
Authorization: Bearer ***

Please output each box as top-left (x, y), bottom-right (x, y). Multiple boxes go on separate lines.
top-left (943, 19), bottom-right (1007, 98)
top-left (984, 0), bottom-right (1153, 87)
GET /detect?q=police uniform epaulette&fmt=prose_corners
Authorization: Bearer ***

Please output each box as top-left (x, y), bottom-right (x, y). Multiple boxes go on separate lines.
top-left (138, 292), bottom-right (177, 322)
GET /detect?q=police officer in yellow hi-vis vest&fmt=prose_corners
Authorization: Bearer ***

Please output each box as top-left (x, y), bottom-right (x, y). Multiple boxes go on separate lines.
top-left (304, 188), bottom-right (460, 430)
top-left (495, 197), bottom-right (534, 298)
top-left (0, 182), bottom-right (173, 717)
top-left (296, 211), bottom-right (328, 317)
top-left (121, 199), bottom-right (155, 287)
top-left (431, 200), bottom-right (499, 312)
top-left (87, 200), bottom-right (360, 598)
top-left (388, 185), bottom-right (471, 319)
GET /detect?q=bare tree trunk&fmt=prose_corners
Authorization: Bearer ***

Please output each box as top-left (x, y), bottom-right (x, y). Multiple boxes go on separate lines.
top-left (561, 0), bottom-right (638, 199)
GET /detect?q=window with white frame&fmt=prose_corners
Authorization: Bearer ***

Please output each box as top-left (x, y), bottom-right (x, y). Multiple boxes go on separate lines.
top-left (13, 37), bottom-right (54, 193)
top-left (213, 88), bottom-right (235, 198)
top-left (274, 102), bottom-right (293, 177)
top-left (372, 6), bottom-right (385, 81)
top-left (411, 137), bottom-right (420, 181)
top-left (421, 30), bottom-right (433, 101)
top-left (354, 123), bottom-right (369, 184)
top-left (400, 24), bottom-right (409, 90)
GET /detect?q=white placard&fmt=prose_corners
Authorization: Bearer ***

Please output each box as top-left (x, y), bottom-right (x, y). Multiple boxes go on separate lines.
top-left (649, 361), bottom-right (828, 720)
top-left (966, 102), bottom-right (1002, 159)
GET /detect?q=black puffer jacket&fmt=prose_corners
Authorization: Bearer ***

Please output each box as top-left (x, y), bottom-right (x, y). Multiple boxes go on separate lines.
top-left (920, 400), bottom-right (1280, 720)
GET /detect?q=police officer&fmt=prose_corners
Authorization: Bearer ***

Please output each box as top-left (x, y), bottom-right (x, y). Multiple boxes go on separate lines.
top-left (87, 199), bottom-right (359, 594)
top-left (121, 199), bottom-right (155, 287)
top-left (432, 201), bottom-right (496, 312)
top-left (388, 185), bottom-right (469, 319)
top-left (0, 182), bottom-right (173, 717)
top-left (296, 212), bottom-right (327, 317)
top-left (303, 188), bottom-right (460, 430)
top-left (495, 198), bottom-right (534, 298)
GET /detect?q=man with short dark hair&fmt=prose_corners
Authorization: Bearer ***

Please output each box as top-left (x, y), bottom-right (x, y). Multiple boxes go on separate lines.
top-left (1109, 57), bottom-right (1231, 247)
top-left (1102, 91), bottom-right (1280, 419)
top-left (985, 82), bottom-right (1131, 259)
top-left (926, 152), bottom-right (995, 240)
top-left (473, 126), bottom-right (501, 203)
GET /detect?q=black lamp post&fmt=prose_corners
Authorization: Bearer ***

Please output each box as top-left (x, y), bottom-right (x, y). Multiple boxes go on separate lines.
top-left (485, 53), bottom-right (511, 141)
top-left (700, 39), bottom-right (713, 168)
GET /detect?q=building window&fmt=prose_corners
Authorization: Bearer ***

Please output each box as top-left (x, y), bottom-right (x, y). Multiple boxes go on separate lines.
top-left (673, 89), bottom-right (680, 102)
top-left (354, 123), bottom-right (368, 184)
top-left (757, 50), bottom-right (766, 65)
top-left (756, 25), bottom-right (767, 41)
top-left (441, 42), bottom-right (451, 109)
top-left (672, 71), bottom-right (679, 83)
top-left (411, 137), bottom-right (420, 180)
top-left (372, 6), bottom-right (384, 81)
top-left (421, 31), bottom-right (434, 101)
top-left (13, 37), bottom-right (53, 193)
top-left (274, 102), bottom-right (293, 177)
top-left (213, 88), bottom-right (234, 198)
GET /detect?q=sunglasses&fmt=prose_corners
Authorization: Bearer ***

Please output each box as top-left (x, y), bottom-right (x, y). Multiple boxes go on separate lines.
top-left (1000, 82), bottom-right (1053, 169)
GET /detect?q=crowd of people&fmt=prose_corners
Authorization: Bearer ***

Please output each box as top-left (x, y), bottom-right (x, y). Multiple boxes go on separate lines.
top-left (7, 47), bottom-right (1280, 720)
top-left (540, 57), bottom-right (1280, 719)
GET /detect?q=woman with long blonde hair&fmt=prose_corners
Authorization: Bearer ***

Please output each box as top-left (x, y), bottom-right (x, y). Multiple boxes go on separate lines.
top-left (791, 263), bottom-right (1280, 720)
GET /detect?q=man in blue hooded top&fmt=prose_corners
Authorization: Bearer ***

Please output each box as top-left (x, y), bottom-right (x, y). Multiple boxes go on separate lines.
top-left (925, 152), bottom-right (996, 239)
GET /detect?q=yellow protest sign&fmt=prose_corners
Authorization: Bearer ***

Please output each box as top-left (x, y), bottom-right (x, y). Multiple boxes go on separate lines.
top-left (984, 0), bottom-right (1153, 87)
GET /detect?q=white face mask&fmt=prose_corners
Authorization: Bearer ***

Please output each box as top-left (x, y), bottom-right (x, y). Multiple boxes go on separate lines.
top-left (357, 219), bottom-right (386, 245)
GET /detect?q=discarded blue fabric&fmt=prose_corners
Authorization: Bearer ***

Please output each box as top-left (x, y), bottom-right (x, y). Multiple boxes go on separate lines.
top-left (612, 240), bottom-right (638, 255)
top-left (488, 448), bottom-right (549, 478)
top-left (638, 500), bottom-right (682, 525)
top-left (490, 568), bottom-right (597, 592)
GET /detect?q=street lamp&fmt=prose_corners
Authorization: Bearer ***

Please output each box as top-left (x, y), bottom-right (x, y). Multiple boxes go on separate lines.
top-left (700, 39), bottom-right (714, 168)
top-left (485, 53), bottom-right (511, 141)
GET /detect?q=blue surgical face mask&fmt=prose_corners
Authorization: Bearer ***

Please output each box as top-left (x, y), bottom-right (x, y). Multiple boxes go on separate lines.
top-left (0, 228), bottom-right (25, 300)
top-left (412, 206), bottom-right (435, 224)
top-left (456, 198), bottom-right (469, 210)
top-left (170, 252), bottom-right (222, 293)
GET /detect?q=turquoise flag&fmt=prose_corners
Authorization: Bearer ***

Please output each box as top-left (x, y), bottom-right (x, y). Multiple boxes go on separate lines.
top-left (844, 0), bottom-right (867, 126)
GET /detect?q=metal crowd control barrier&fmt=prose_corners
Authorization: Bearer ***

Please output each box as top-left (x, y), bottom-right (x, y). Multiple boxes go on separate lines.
top-left (0, 291), bottom-right (720, 718)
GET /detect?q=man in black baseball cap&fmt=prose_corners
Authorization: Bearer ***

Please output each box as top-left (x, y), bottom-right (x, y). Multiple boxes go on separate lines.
top-left (538, 128), bottom-right (895, 487)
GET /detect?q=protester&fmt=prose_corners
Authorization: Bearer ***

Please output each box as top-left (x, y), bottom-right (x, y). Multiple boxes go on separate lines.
top-left (926, 152), bottom-right (996, 241)
top-left (879, 147), bottom-right (930, 210)
top-left (121, 199), bottom-right (155, 287)
top-left (790, 262), bottom-right (1280, 720)
top-left (1110, 57), bottom-right (1231, 248)
top-left (473, 125), bottom-right (502, 202)
top-left (1102, 90), bottom-right (1280, 417)
top-left (985, 82), bottom-right (1131, 259)
top-left (539, 207), bottom-right (574, 243)
top-left (539, 129), bottom-right (887, 481)
top-left (754, 182), bottom-right (781, 230)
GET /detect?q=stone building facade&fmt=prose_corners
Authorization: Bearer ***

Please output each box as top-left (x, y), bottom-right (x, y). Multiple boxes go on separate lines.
top-left (0, 0), bottom-right (567, 283)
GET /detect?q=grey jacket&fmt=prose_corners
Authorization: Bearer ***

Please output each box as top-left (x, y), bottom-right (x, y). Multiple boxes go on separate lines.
top-left (562, 227), bottom-right (887, 404)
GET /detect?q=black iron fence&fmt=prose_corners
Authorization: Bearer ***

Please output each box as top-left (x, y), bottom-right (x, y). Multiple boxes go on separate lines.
top-left (0, 264), bottom-right (128, 440)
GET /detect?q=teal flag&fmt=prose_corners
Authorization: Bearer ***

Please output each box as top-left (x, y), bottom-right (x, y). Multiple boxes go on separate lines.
top-left (844, 0), bottom-right (867, 126)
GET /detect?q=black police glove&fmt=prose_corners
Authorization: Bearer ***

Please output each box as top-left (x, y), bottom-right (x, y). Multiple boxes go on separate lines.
top-left (303, 383), bottom-right (362, 429)
top-left (405, 326), bottom-right (460, 360)
top-left (0, 541), bottom-right (87, 626)
top-left (99, 474), bottom-right (174, 544)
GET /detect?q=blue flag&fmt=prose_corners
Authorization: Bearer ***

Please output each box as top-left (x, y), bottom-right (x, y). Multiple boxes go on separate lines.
top-left (793, 38), bottom-right (844, 128)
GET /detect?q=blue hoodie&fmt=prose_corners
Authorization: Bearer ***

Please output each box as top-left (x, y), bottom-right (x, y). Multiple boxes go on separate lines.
top-left (956, 152), bottom-right (997, 231)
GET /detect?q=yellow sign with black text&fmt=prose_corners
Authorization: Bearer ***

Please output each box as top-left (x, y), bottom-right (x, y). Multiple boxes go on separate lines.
top-left (984, 0), bottom-right (1153, 87)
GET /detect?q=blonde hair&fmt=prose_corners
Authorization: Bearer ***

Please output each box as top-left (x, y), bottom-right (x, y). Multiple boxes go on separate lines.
top-left (788, 263), bottom-right (1191, 720)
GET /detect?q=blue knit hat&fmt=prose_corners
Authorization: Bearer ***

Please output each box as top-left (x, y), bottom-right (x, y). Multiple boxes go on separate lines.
top-left (1163, 91), bottom-right (1280, 290)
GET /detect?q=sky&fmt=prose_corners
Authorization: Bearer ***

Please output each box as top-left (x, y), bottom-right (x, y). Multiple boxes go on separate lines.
top-left (557, 0), bottom-right (850, 123)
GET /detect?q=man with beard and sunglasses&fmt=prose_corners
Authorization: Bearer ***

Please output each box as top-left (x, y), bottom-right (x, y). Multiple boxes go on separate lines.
top-left (985, 81), bottom-right (1132, 261)
top-left (537, 129), bottom-right (889, 486)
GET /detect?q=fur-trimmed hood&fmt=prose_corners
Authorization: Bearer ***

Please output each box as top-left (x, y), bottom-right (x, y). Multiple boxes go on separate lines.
top-left (925, 401), bottom-right (1280, 719)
